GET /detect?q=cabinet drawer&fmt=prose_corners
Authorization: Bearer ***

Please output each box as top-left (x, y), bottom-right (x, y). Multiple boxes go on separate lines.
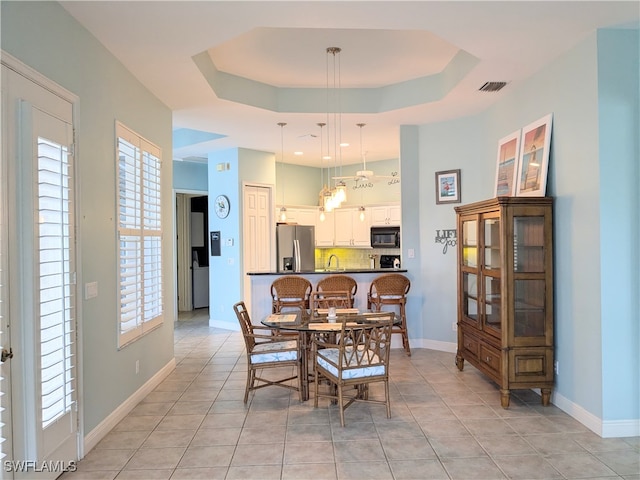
top-left (459, 329), bottom-right (480, 360)
top-left (479, 342), bottom-right (501, 375)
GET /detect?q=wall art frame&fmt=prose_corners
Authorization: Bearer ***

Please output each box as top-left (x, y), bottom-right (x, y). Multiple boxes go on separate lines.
top-left (515, 113), bottom-right (553, 197)
top-left (494, 129), bottom-right (521, 197)
top-left (435, 169), bottom-right (461, 204)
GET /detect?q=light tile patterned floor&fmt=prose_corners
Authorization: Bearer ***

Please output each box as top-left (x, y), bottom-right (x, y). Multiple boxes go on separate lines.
top-left (63, 309), bottom-right (640, 480)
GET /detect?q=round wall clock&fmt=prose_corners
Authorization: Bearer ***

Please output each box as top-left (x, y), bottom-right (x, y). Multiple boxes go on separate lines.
top-left (214, 195), bottom-right (230, 219)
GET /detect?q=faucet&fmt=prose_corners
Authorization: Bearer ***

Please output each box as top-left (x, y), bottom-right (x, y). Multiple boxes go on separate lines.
top-left (327, 254), bottom-right (339, 270)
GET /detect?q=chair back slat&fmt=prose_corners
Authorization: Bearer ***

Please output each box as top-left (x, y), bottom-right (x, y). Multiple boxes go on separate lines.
top-left (317, 275), bottom-right (357, 304)
top-left (311, 290), bottom-right (352, 310)
top-left (337, 316), bottom-right (393, 370)
top-left (271, 276), bottom-right (312, 312)
top-left (233, 301), bottom-right (255, 350)
top-left (369, 273), bottom-right (410, 297)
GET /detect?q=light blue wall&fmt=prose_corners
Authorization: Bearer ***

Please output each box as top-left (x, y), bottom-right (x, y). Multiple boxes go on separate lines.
top-left (418, 114), bottom-right (488, 345)
top-left (413, 28), bottom-right (639, 426)
top-left (276, 158), bottom-right (401, 207)
top-left (207, 147), bottom-right (275, 329)
top-left (1, 1), bottom-right (175, 433)
top-left (207, 148), bottom-right (242, 328)
top-left (398, 126), bottom-right (423, 341)
top-left (173, 161), bottom-right (208, 191)
top-left (597, 29), bottom-right (639, 422)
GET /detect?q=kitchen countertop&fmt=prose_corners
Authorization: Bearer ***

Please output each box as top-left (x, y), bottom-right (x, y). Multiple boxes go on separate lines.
top-left (247, 268), bottom-right (407, 276)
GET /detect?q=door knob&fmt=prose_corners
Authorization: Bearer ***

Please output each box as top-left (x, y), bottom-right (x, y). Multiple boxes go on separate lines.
top-left (1, 348), bottom-right (13, 363)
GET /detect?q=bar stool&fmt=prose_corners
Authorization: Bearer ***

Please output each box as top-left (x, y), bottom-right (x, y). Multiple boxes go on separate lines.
top-left (316, 275), bottom-right (358, 308)
top-left (367, 273), bottom-right (411, 356)
top-left (270, 275), bottom-right (312, 314)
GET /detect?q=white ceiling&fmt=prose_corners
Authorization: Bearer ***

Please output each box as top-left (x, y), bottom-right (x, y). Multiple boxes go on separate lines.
top-left (60, 1), bottom-right (639, 167)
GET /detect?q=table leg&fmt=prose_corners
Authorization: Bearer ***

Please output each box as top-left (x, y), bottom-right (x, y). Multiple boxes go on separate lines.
top-left (299, 331), bottom-right (310, 401)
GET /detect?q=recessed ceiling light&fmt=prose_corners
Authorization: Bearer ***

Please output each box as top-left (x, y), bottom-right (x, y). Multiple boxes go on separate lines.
top-left (294, 151), bottom-right (303, 155)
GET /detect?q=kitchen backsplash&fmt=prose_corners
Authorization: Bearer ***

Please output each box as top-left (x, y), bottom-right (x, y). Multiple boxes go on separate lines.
top-left (315, 247), bottom-right (401, 270)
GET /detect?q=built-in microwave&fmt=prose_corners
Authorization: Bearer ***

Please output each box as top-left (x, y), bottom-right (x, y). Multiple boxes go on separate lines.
top-left (370, 226), bottom-right (400, 248)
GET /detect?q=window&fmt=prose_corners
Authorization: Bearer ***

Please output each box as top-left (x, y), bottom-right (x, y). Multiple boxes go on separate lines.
top-left (116, 122), bottom-right (162, 347)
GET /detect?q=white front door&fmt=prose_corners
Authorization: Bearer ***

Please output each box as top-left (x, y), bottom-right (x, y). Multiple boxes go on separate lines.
top-left (2, 59), bottom-right (79, 479)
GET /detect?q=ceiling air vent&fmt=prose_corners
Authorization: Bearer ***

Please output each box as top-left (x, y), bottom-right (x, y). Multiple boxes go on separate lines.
top-left (479, 81), bottom-right (507, 92)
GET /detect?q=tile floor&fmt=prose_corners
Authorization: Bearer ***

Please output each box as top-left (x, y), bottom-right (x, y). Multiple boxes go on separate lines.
top-left (63, 309), bottom-right (639, 480)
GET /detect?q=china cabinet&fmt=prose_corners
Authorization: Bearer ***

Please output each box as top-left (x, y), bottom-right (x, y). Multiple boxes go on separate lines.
top-left (455, 197), bottom-right (554, 407)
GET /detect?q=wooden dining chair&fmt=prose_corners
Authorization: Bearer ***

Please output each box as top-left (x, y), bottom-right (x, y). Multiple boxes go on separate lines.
top-left (316, 275), bottom-right (357, 307)
top-left (270, 275), bottom-right (312, 313)
top-left (311, 314), bottom-right (394, 426)
top-left (310, 290), bottom-right (353, 311)
top-left (233, 301), bottom-right (302, 403)
top-left (367, 273), bottom-right (411, 356)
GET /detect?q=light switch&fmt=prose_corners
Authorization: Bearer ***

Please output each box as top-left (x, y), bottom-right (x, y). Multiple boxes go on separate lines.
top-left (226, 238), bottom-right (234, 246)
top-left (85, 281), bottom-right (98, 299)
top-left (408, 248), bottom-right (415, 258)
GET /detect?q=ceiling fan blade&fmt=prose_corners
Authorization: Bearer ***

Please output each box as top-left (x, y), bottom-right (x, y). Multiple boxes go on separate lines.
top-left (331, 175), bottom-right (358, 181)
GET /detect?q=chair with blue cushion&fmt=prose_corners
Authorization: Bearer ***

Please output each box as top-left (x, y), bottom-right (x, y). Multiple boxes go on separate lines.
top-left (311, 313), bottom-right (394, 426)
top-left (233, 301), bottom-right (302, 403)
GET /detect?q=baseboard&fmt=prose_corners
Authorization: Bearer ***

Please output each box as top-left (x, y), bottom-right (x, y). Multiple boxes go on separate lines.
top-left (421, 338), bottom-right (457, 353)
top-left (551, 389), bottom-right (640, 438)
top-left (83, 358), bottom-right (176, 454)
top-left (423, 341), bottom-right (640, 438)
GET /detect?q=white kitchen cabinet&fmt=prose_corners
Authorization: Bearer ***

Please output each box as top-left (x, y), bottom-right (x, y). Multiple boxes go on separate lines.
top-left (276, 206), bottom-right (317, 226)
top-left (370, 204), bottom-right (401, 226)
top-left (315, 209), bottom-right (334, 246)
top-left (334, 208), bottom-right (371, 247)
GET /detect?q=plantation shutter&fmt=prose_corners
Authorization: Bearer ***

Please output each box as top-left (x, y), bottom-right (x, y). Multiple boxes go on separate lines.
top-left (37, 136), bottom-right (76, 429)
top-left (117, 123), bottom-right (162, 347)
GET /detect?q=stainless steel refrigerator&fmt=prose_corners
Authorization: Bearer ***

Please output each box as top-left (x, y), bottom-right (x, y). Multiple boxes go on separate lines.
top-left (276, 224), bottom-right (315, 272)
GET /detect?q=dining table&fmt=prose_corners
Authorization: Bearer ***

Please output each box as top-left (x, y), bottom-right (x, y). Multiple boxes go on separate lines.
top-left (261, 309), bottom-right (397, 401)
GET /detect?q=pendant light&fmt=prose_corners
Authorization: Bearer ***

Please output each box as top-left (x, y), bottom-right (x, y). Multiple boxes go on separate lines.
top-left (317, 122), bottom-right (327, 222)
top-left (357, 123), bottom-right (366, 221)
top-left (321, 47), bottom-right (347, 212)
top-left (278, 122), bottom-right (287, 222)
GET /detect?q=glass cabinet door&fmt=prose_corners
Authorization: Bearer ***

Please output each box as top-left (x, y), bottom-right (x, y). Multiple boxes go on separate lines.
top-left (514, 279), bottom-right (546, 337)
top-left (462, 272), bottom-right (478, 325)
top-left (513, 216), bottom-right (545, 272)
top-left (462, 219), bottom-right (477, 267)
top-left (484, 275), bottom-right (501, 335)
top-left (483, 218), bottom-right (501, 270)
top-left (513, 216), bottom-right (547, 338)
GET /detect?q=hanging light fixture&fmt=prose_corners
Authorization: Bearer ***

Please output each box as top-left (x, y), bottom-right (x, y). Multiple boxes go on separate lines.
top-left (321, 46), bottom-right (347, 209)
top-left (358, 206), bottom-right (366, 222)
top-left (357, 123), bottom-right (366, 221)
top-left (278, 122), bottom-right (287, 222)
top-left (317, 122), bottom-right (327, 222)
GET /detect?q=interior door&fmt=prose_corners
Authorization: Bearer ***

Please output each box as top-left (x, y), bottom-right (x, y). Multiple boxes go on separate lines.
top-left (243, 185), bottom-right (272, 314)
top-left (2, 61), bottom-right (78, 478)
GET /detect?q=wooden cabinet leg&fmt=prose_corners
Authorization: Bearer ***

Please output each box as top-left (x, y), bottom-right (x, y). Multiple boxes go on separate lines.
top-left (455, 355), bottom-right (464, 371)
top-left (541, 388), bottom-right (551, 406)
top-left (500, 389), bottom-right (510, 408)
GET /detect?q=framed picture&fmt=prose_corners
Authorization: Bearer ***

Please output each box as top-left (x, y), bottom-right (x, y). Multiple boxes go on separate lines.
top-left (435, 169), bottom-right (461, 204)
top-left (515, 113), bottom-right (553, 196)
top-left (494, 130), bottom-right (521, 196)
